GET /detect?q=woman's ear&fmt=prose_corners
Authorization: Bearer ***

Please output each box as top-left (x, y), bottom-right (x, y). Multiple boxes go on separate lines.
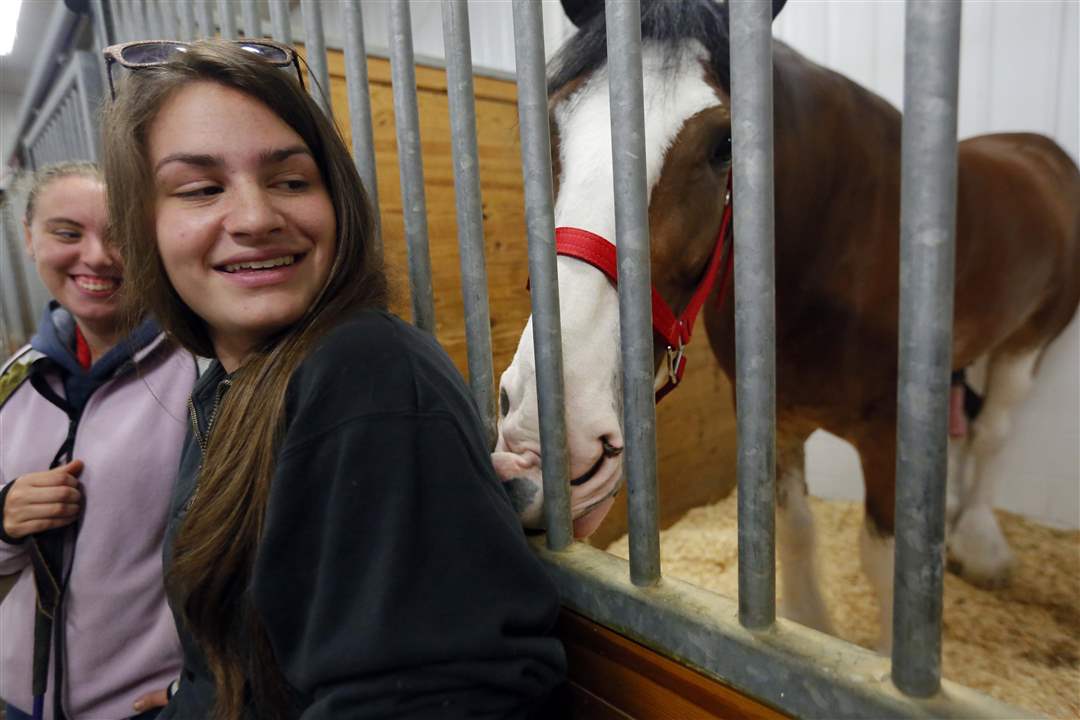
top-left (22, 219), bottom-right (34, 260)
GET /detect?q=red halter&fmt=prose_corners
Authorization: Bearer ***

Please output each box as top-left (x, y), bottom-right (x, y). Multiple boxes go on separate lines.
top-left (553, 172), bottom-right (734, 402)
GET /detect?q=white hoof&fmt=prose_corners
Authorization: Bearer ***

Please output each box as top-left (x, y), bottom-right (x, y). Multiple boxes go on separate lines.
top-left (947, 506), bottom-right (1014, 588)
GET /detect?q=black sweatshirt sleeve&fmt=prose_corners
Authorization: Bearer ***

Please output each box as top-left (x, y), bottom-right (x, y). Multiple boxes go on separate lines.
top-left (250, 317), bottom-right (565, 719)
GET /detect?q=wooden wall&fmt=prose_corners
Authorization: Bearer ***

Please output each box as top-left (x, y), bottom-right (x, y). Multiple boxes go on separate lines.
top-left (321, 51), bottom-right (738, 546)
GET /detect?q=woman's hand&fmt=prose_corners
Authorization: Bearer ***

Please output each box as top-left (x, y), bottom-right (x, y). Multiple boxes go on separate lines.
top-left (132, 686), bottom-right (170, 714)
top-left (1, 460), bottom-right (84, 540)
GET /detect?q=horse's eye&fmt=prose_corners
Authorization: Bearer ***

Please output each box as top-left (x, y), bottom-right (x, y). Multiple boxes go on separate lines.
top-left (709, 134), bottom-right (732, 166)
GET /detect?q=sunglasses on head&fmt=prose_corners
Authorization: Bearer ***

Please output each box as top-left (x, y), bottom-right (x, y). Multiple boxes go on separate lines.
top-left (102, 39), bottom-right (305, 100)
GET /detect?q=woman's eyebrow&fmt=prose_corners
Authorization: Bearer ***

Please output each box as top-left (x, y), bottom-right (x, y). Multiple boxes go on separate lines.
top-left (155, 153), bottom-right (223, 173)
top-left (260, 145), bottom-right (313, 164)
top-left (44, 217), bottom-right (85, 228)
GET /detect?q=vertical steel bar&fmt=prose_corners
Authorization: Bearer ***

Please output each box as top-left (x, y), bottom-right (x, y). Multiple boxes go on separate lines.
top-left (269, 0), bottom-right (291, 42)
top-left (241, 0), bottom-right (260, 37)
top-left (388, 0), bottom-right (436, 333)
top-left (217, 0), bottom-right (237, 39)
top-left (179, 0), bottom-right (196, 41)
top-left (729, 0), bottom-right (777, 630)
top-left (343, 0), bottom-right (381, 252)
top-left (90, 0), bottom-right (114, 49)
top-left (441, 0), bottom-right (496, 446)
top-left (605, 0), bottom-right (660, 586)
top-left (131, 0), bottom-right (149, 40)
top-left (146, 0), bottom-right (163, 38)
top-left (1, 202), bottom-right (35, 338)
top-left (196, 0), bottom-right (214, 38)
top-left (300, 0), bottom-right (332, 115)
top-left (160, 0), bottom-right (179, 39)
top-left (510, 0), bottom-right (572, 550)
top-left (892, 0), bottom-right (962, 699)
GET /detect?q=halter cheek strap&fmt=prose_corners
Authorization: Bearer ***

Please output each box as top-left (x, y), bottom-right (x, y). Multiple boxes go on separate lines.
top-left (553, 171), bottom-right (734, 403)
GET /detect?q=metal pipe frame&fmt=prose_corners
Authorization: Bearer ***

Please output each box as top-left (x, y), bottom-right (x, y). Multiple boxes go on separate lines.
top-left (241, 0), bottom-right (261, 37)
top-left (533, 539), bottom-right (1027, 719)
top-left (729, 0), bottom-right (778, 631)
top-left (441, 0), bottom-right (497, 447)
top-left (217, 0), bottom-right (237, 39)
top-left (161, 0), bottom-right (179, 40)
top-left (604, 0), bottom-right (661, 587)
top-left (300, 0), bottom-right (332, 115)
top-left (196, 0), bottom-right (214, 39)
top-left (268, 0), bottom-right (291, 43)
top-left (892, 0), bottom-right (962, 699)
top-left (510, 0), bottom-right (572, 550)
top-left (388, 0), bottom-right (436, 334)
top-left (342, 0), bottom-right (381, 253)
top-left (179, 0), bottom-right (196, 41)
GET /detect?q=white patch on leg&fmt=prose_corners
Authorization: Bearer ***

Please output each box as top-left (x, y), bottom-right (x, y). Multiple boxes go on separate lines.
top-left (945, 436), bottom-right (970, 532)
top-left (776, 464), bottom-right (835, 635)
top-left (859, 519), bottom-right (895, 654)
top-left (947, 351), bottom-right (1036, 587)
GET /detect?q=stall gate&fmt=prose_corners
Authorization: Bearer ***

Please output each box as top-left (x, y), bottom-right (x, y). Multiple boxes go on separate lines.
top-left (3, 1), bottom-right (1031, 717)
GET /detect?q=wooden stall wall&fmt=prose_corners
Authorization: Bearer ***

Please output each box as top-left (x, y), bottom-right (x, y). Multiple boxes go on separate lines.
top-left (320, 50), bottom-right (738, 547)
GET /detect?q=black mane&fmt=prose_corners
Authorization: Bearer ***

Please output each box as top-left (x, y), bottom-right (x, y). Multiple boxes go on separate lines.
top-left (547, 0), bottom-right (732, 95)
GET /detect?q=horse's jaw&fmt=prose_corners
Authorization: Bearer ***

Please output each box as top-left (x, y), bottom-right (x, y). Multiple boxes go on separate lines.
top-left (494, 260), bottom-right (625, 538)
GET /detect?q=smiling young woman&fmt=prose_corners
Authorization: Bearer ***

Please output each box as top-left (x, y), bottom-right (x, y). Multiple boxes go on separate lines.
top-left (0, 163), bottom-right (195, 720)
top-left (102, 40), bottom-right (565, 720)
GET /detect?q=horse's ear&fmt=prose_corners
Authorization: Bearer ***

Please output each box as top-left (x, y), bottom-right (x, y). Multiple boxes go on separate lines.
top-left (561, 0), bottom-right (604, 28)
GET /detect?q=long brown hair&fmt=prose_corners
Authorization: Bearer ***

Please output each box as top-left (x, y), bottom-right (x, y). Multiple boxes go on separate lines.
top-left (103, 41), bottom-right (386, 719)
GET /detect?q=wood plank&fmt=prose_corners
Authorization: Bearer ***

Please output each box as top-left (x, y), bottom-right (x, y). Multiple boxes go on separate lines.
top-left (557, 610), bottom-right (790, 720)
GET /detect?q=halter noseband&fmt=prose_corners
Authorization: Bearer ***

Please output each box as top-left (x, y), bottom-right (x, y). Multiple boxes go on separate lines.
top-left (552, 171), bottom-right (734, 403)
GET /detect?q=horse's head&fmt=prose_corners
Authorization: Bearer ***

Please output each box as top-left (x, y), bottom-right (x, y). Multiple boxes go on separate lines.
top-left (493, 0), bottom-right (787, 537)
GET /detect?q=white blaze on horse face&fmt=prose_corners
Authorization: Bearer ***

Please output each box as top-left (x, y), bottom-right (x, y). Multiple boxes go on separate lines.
top-left (494, 41), bottom-right (725, 536)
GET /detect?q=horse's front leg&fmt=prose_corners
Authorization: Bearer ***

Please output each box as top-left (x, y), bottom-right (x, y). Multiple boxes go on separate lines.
top-left (854, 424), bottom-right (898, 654)
top-left (776, 435), bottom-right (835, 635)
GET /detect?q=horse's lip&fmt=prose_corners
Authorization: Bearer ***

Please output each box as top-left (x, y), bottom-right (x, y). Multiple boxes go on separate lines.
top-left (570, 453), bottom-right (605, 486)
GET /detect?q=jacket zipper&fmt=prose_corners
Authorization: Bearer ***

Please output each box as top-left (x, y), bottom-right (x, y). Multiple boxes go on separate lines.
top-left (187, 377), bottom-right (231, 453)
top-left (184, 378), bottom-right (231, 510)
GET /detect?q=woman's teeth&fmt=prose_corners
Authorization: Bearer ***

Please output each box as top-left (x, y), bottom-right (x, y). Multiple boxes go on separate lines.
top-left (75, 276), bottom-right (119, 292)
top-left (222, 255), bottom-right (296, 273)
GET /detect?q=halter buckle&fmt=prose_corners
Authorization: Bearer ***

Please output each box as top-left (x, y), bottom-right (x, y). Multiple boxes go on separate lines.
top-left (666, 339), bottom-right (685, 387)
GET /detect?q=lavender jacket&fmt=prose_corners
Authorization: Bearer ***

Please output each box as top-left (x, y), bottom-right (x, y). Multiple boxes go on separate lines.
top-left (0, 313), bottom-right (196, 719)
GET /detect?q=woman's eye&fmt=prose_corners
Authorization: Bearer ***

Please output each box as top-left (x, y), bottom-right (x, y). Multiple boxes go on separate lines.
top-left (52, 230), bottom-right (81, 241)
top-left (176, 185), bottom-right (223, 199)
top-left (277, 179), bottom-right (309, 191)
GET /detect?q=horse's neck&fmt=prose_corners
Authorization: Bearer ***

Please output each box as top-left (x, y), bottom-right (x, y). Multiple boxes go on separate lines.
top-left (771, 42), bottom-right (904, 289)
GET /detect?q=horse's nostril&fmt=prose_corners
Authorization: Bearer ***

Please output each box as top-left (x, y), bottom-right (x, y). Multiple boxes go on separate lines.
top-left (601, 437), bottom-right (623, 458)
top-left (500, 387), bottom-right (510, 417)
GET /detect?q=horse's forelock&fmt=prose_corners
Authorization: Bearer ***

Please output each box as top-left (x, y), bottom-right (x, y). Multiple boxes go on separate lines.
top-left (548, 0), bottom-right (731, 97)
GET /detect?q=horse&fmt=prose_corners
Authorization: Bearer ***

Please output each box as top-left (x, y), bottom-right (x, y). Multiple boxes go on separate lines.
top-left (490, 0), bottom-right (1080, 650)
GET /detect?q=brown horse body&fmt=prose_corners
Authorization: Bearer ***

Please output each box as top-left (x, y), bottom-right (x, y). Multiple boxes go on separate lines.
top-left (495, 1), bottom-right (1079, 647)
top-left (703, 42), bottom-right (1080, 536)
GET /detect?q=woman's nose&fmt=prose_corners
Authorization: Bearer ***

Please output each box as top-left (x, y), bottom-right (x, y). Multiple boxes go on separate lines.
top-left (223, 186), bottom-right (285, 239)
top-left (82, 234), bottom-right (120, 270)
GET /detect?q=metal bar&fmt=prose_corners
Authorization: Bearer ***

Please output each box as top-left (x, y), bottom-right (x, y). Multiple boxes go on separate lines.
top-left (892, 0), bottom-right (962, 699)
top-left (300, 0), bottom-right (332, 115)
top-left (1, 203), bottom-right (35, 338)
top-left (89, 0), bottom-right (114, 49)
top-left (75, 52), bottom-right (105, 161)
top-left (268, 0), bottom-right (291, 42)
top-left (131, 0), bottom-right (149, 40)
top-left (196, 0), bottom-right (214, 39)
top-left (729, 0), bottom-right (778, 631)
top-left (217, 0), bottom-right (237, 39)
top-left (112, 0), bottom-right (130, 42)
top-left (160, 0), bottom-right (179, 39)
top-left (179, 0), bottom-right (196, 41)
top-left (241, 0), bottom-right (260, 37)
top-left (146, 0), bottom-right (163, 39)
top-left (533, 540), bottom-right (1028, 720)
top-left (63, 95), bottom-right (80, 159)
top-left (510, 0), bottom-right (572, 550)
top-left (441, 0), bottom-right (496, 446)
top-left (605, 0), bottom-right (660, 587)
top-left (388, 0), bottom-right (436, 333)
top-left (343, 0), bottom-right (381, 253)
